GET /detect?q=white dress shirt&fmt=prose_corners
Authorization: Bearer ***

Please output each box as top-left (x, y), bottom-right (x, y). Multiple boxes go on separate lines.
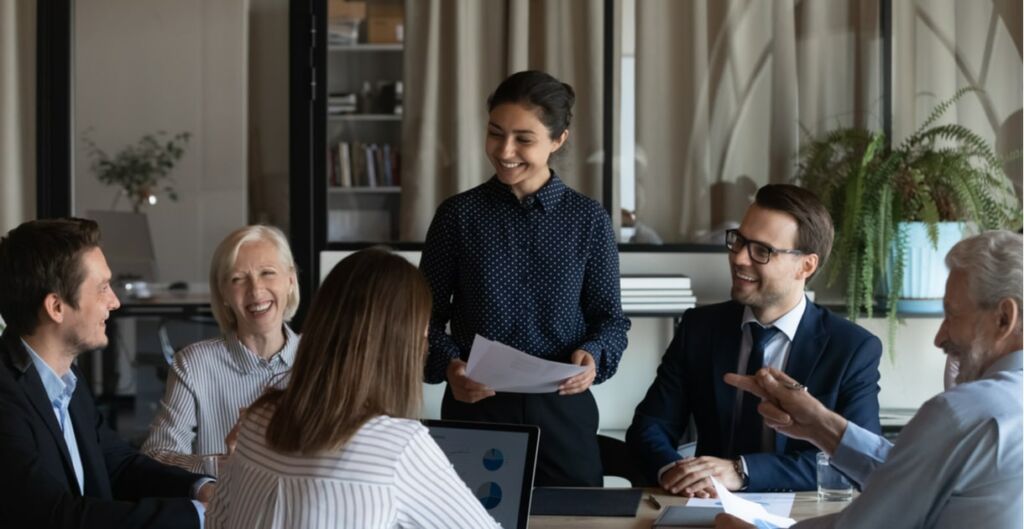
top-left (207, 406), bottom-right (500, 529)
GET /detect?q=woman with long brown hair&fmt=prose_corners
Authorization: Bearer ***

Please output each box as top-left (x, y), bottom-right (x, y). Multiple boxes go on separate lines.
top-left (207, 248), bottom-right (498, 528)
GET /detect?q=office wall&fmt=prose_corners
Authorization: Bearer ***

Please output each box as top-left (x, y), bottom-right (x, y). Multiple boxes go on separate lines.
top-left (320, 250), bottom-right (946, 431)
top-left (0, 0), bottom-right (35, 234)
top-left (73, 0), bottom-right (249, 283)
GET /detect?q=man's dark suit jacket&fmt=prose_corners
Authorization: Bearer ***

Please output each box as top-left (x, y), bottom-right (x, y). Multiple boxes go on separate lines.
top-left (626, 300), bottom-right (882, 491)
top-left (0, 331), bottom-right (202, 528)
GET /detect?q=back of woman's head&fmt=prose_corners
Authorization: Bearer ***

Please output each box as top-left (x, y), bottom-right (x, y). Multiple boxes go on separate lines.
top-left (259, 247), bottom-right (431, 453)
top-left (488, 70), bottom-right (575, 139)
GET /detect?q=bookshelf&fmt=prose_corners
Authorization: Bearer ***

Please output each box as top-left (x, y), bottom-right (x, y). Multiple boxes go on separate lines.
top-left (324, 4), bottom-right (404, 243)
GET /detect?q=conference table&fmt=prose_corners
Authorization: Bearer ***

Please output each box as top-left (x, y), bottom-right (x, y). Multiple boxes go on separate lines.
top-left (529, 489), bottom-right (850, 528)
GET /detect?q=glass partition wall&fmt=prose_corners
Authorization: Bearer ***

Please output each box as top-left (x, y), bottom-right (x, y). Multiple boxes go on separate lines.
top-left (314, 0), bottom-right (888, 250)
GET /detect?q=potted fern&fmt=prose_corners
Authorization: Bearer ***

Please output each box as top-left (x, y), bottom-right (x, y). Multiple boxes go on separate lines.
top-left (796, 87), bottom-right (1021, 345)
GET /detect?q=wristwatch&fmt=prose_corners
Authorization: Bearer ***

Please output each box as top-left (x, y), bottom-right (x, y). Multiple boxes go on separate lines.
top-left (733, 458), bottom-right (749, 490)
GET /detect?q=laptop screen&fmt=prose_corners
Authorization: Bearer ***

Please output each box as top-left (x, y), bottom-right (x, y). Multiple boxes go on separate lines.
top-left (423, 420), bottom-right (539, 529)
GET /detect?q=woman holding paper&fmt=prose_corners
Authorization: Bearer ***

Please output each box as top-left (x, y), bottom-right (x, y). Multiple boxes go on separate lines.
top-left (419, 70), bottom-right (631, 486)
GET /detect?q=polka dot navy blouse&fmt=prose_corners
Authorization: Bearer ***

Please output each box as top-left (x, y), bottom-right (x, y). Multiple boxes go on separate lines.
top-left (420, 172), bottom-right (631, 386)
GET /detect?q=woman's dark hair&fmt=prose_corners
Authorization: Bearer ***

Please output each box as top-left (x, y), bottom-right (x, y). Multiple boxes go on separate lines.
top-left (253, 247), bottom-right (432, 454)
top-left (487, 70), bottom-right (575, 139)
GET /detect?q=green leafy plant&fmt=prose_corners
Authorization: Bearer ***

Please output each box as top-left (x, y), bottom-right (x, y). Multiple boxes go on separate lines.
top-left (83, 130), bottom-right (191, 213)
top-left (796, 87), bottom-right (1021, 345)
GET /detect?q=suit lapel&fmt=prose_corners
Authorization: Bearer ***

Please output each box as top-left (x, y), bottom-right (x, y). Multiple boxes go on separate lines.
top-left (777, 302), bottom-right (828, 453)
top-left (2, 335), bottom-right (84, 495)
top-left (712, 302), bottom-right (745, 450)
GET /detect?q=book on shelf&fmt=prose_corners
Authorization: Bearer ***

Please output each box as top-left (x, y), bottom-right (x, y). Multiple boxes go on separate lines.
top-left (620, 295), bottom-right (696, 304)
top-left (338, 142), bottom-right (352, 187)
top-left (620, 274), bottom-right (691, 290)
top-left (327, 92), bottom-right (358, 114)
top-left (621, 302), bottom-right (696, 313)
top-left (328, 141), bottom-right (400, 189)
top-left (364, 144), bottom-right (378, 187)
top-left (621, 289), bottom-right (694, 298)
top-left (351, 141), bottom-right (367, 186)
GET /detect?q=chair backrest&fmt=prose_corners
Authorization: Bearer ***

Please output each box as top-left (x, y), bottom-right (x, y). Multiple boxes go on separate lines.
top-left (597, 434), bottom-right (649, 487)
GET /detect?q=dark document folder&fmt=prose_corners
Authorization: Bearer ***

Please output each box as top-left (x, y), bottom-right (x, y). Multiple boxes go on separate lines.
top-left (530, 487), bottom-right (642, 517)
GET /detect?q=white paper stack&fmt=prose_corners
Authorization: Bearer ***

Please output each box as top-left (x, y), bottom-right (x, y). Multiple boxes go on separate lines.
top-left (620, 274), bottom-right (696, 314)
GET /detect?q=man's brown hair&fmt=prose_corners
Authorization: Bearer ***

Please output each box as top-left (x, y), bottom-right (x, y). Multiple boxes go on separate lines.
top-left (755, 184), bottom-right (834, 279)
top-left (0, 218), bottom-right (101, 335)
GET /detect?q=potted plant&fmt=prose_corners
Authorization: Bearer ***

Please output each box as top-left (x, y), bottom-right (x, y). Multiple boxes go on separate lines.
top-left (83, 130), bottom-right (191, 213)
top-left (795, 87), bottom-right (1021, 346)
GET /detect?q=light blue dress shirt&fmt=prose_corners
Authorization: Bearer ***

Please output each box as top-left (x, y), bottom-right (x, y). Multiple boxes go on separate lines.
top-left (23, 340), bottom-right (84, 494)
top-left (762, 350), bottom-right (1023, 529)
top-left (22, 340), bottom-right (207, 528)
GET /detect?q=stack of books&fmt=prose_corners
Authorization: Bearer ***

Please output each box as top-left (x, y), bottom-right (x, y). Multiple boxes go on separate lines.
top-left (328, 93), bottom-right (358, 115)
top-left (620, 275), bottom-right (696, 314)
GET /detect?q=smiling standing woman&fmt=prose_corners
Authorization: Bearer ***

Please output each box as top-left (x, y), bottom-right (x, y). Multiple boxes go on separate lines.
top-left (419, 70), bottom-right (631, 486)
top-left (142, 225), bottom-right (301, 472)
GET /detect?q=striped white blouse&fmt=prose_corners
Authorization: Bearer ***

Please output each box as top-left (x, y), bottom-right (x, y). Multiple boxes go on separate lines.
top-left (141, 325), bottom-right (299, 472)
top-left (207, 407), bottom-right (501, 529)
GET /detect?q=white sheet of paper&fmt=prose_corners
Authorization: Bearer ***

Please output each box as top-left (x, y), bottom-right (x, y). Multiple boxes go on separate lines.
top-left (709, 477), bottom-right (797, 528)
top-left (464, 335), bottom-right (586, 393)
top-left (687, 492), bottom-right (795, 518)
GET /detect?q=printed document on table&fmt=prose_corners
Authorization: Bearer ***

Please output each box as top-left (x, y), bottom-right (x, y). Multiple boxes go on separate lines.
top-left (708, 477), bottom-right (796, 528)
top-left (687, 492), bottom-right (795, 518)
top-left (465, 335), bottom-right (586, 393)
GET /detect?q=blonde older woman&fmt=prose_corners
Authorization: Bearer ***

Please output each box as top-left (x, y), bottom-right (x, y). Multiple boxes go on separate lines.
top-left (142, 225), bottom-right (300, 472)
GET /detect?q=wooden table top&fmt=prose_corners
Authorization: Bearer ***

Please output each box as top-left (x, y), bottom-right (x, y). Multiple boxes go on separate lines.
top-left (528, 488), bottom-right (851, 528)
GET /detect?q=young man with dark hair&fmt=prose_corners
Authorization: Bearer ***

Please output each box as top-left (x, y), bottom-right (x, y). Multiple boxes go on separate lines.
top-left (627, 184), bottom-right (882, 495)
top-left (0, 218), bottom-right (213, 528)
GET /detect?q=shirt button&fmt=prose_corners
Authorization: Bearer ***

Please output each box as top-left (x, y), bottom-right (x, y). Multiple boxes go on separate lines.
top-left (523, 196), bottom-right (535, 207)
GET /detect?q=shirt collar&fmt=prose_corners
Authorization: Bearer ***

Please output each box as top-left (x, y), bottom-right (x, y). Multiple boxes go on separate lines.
top-left (227, 324), bottom-right (299, 373)
top-left (740, 294), bottom-right (808, 342)
top-left (483, 171), bottom-right (568, 211)
top-left (982, 349), bottom-right (1023, 379)
top-left (20, 339), bottom-right (77, 405)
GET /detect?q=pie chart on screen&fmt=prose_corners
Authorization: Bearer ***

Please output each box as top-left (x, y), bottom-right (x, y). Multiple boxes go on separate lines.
top-left (482, 448), bottom-right (504, 470)
top-left (476, 482), bottom-right (503, 509)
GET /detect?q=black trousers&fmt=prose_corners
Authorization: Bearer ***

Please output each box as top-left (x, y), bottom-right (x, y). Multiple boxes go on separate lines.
top-left (441, 385), bottom-right (603, 487)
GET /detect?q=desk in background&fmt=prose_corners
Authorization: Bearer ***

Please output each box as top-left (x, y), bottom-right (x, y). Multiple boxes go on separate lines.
top-left (529, 489), bottom-right (850, 528)
top-left (82, 285), bottom-right (214, 437)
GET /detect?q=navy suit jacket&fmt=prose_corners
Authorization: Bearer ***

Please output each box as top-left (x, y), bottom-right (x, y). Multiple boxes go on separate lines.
top-left (0, 331), bottom-right (202, 529)
top-left (626, 300), bottom-right (882, 491)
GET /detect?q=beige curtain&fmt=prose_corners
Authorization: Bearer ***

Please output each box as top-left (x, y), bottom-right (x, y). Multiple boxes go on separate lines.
top-left (400, 0), bottom-right (609, 241)
top-left (893, 0), bottom-right (1022, 195)
top-left (635, 0), bottom-right (881, 243)
top-left (0, 0), bottom-right (36, 234)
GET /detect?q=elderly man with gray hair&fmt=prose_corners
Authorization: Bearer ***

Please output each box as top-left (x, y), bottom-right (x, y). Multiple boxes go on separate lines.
top-left (719, 230), bottom-right (1023, 529)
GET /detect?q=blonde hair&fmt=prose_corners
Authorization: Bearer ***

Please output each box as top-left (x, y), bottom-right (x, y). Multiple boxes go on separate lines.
top-left (209, 225), bottom-right (300, 334)
top-left (252, 248), bottom-right (431, 453)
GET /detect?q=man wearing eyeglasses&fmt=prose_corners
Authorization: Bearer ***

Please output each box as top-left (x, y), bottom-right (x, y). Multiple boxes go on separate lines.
top-left (626, 184), bottom-right (882, 496)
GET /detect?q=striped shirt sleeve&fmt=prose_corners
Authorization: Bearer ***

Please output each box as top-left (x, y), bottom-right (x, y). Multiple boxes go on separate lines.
top-left (394, 427), bottom-right (501, 528)
top-left (142, 351), bottom-right (206, 472)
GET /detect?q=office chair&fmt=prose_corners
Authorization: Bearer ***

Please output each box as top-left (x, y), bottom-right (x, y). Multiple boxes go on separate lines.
top-left (597, 434), bottom-right (649, 487)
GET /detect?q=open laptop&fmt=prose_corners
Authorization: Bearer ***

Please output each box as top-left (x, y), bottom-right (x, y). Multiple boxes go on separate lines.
top-left (422, 419), bottom-right (539, 529)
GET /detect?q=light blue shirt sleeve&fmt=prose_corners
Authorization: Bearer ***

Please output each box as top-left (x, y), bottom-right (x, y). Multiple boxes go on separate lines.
top-left (191, 500), bottom-right (206, 529)
top-left (829, 421), bottom-right (893, 488)
top-left (191, 477), bottom-right (215, 529)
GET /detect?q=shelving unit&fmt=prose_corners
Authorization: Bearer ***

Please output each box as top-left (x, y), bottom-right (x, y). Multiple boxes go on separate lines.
top-left (325, 33), bottom-right (404, 242)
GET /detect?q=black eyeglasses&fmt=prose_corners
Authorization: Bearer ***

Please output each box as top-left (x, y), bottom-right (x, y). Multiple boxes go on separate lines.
top-left (725, 229), bottom-right (805, 264)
